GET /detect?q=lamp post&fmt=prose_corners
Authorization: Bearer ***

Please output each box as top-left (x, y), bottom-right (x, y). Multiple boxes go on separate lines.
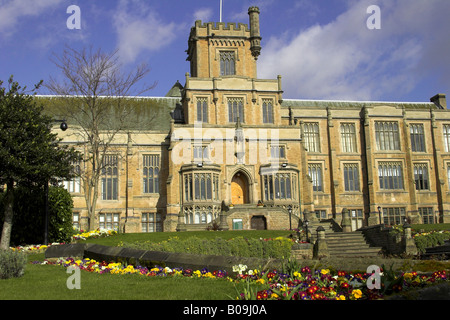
top-left (44, 119), bottom-right (68, 245)
top-left (288, 205), bottom-right (292, 230)
top-left (377, 206), bottom-right (382, 225)
top-left (304, 219), bottom-right (309, 243)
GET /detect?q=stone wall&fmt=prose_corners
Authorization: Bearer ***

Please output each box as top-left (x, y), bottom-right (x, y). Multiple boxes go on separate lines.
top-left (360, 225), bottom-right (406, 255)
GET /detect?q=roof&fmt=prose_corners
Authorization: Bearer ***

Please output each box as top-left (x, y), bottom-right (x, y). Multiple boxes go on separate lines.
top-left (281, 98), bottom-right (437, 110)
top-left (35, 95), bottom-right (181, 131)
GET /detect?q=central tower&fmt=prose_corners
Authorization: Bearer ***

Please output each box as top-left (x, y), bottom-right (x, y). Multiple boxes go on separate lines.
top-left (186, 7), bottom-right (261, 79)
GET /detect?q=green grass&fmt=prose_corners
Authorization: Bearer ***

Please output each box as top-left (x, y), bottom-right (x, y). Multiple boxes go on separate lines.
top-left (1, 230), bottom-right (292, 300)
top-left (0, 255), bottom-right (242, 300)
top-left (411, 223), bottom-right (450, 233)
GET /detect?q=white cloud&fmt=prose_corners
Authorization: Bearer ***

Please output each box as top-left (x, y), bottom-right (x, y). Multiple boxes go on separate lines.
top-left (193, 8), bottom-right (213, 22)
top-left (258, 0), bottom-right (450, 101)
top-left (0, 0), bottom-right (62, 37)
top-left (113, 0), bottom-right (180, 64)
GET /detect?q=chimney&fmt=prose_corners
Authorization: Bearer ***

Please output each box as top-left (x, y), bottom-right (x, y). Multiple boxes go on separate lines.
top-left (248, 7), bottom-right (262, 60)
top-left (430, 94), bottom-right (447, 109)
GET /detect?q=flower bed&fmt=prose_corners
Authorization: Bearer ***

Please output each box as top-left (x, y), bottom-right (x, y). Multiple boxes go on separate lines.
top-left (10, 229), bottom-right (118, 253)
top-left (10, 243), bottom-right (62, 253)
top-left (32, 257), bottom-right (449, 300)
top-left (72, 229), bottom-right (118, 241)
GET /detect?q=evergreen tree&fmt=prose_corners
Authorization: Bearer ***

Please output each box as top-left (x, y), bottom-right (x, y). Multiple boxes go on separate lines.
top-left (0, 76), bottom-right (80, 249)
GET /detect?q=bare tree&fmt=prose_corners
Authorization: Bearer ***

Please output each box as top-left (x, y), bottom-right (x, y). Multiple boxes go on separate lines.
top-left (45, 46), bottom-right (156, 231)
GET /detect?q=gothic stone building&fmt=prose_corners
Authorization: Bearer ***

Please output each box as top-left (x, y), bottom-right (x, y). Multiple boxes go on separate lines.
top-left (42, 7), bottom-right (450, 233)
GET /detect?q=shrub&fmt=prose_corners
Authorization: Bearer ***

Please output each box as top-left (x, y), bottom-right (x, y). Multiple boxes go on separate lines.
top-left (123, 236), bottom-right (293, 259)
top-left (0, 185), bottom-right (73, 245)
top-left (0, 250), bottom-right (27, 279)
top-left (414, 231), bottom-right (450, 253)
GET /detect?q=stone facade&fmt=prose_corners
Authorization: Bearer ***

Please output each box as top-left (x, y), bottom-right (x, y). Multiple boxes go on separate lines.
top-left (42, 7), bottom-right (450, 233)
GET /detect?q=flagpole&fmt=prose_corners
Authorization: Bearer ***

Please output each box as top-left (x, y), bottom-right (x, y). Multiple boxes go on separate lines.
top-left (220, 0), bottom-right (223, 22)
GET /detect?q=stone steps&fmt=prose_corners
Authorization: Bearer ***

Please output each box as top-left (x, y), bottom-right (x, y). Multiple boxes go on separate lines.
top-left (305, 220), bottom-right (383, 258)
top-left (325, 231), bottom-right (382, 258)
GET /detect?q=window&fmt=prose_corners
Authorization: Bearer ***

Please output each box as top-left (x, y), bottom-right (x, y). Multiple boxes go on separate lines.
top-left (101, 155), bottom-right (118, 200)
top-left (196, 98), bottom-right (208, 123)
top-left (72, 212), bottom-right (80, 230)
top-left (183, 172), bottom-right (220, 202)
top-left (193, 145), bottom-right (209, 163)
top-left (262, 99), bottom-right (273, 124)
top-left (382, 207), bottom-right (406, 225)
top-left (444, 125), bottom-right (450, 152)
top-left (414, 163), bottom-right (429, 190)
top-left (143, 155), bottom-right (160, 194)
top-left (341, 123), bottom-right (357, 153)
top-left (99, 213), bottom-right (119, 231)
top-left (63, 160), bottom-right (81, 193)
top-left (375, 121), bottom-right (400, 151)
top-left (270, 145), bottom-right (286, 159)
top-left (228, 98), bottom-right (244, 123)
top-left (378, 162), bottom-right (403, 190)
top-left (419, 207), bottom-right (435, 224)
top-left (315, 210), bottom-right (327, 220)
top-left (448, 165), bottom-right (450, 188)
top-left (303, 123), bottom-right (320, 152)
top-left (183, 205), bottom-right (217, 225)
top-left (344, 163), bottom-right (360, 192)
top-left (220, 51), bottom-right (236, 76)
top-left (309, 164), bottom-right (323, 192)
top-left (141, 212), bottom-right (162, 232)
top-left (410, 124), bottom-right (425, 152)
top-left (262, 172), bottom-right (297, 201)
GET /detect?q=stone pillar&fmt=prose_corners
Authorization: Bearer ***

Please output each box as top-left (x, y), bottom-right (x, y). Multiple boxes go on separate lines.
top-left (341, 208), bottom-right (352, 232)
top-left (403, 224), bottom-right (418, 255)
top-left (219, 211), bottom-right (230, 231)
top-left (313, 226), bottom-right (329, 259)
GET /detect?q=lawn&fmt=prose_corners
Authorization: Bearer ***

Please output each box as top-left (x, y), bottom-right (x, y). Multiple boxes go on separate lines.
top-left (0, 261), bottom-right (242, 300)
top-left (2, 228), bottom-right (450, 301)
top-left (1, 230), bottom-right (291, 300)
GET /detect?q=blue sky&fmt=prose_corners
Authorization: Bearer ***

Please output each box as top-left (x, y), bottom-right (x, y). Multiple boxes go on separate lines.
top-left (0, 0), bottom-right (449, 103)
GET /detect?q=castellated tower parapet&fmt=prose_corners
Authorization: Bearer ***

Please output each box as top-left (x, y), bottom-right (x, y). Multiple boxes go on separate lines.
top-left (186, 6), bottom-right (262, 79)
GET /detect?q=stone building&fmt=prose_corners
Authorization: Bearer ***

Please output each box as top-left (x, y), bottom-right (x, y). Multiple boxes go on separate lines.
top-left (41, 7), bottom-right (449, 233)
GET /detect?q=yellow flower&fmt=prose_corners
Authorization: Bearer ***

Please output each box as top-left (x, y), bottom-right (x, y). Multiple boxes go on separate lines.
top-left (351, 289), bottom-right (363, 300)
top-left (293, 271), bottom-right (302, 279)
top-left (320, 269), bottom-right (330, 275)
top-left (403, 273), bottom-right (413, 280)
top-left (336, 295), bottom-right (346, 300)
top-left (256, 278), bottom-right (265, 285)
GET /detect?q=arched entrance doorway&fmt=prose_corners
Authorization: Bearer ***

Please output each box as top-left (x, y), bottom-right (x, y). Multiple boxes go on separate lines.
top-left (251, 215), bottom-right (267, 230)
top-left (231, 172), bottom-right (249, 205)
